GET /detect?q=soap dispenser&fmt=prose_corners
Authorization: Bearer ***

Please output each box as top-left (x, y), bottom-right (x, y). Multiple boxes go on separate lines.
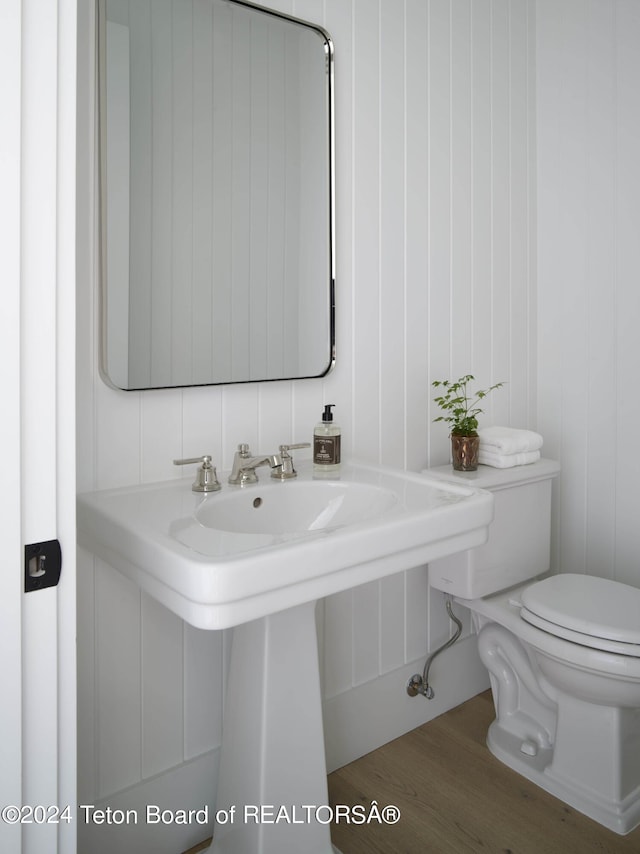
top-left (313, 404), bottom-right (341, 472)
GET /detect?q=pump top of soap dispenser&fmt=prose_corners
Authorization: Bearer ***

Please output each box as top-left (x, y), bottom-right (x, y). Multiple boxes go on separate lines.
top-left (322, 404), bottom-right (335, 422)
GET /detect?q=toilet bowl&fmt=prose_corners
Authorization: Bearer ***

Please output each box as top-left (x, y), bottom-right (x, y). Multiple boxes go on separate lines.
top-left (426, 460), bottom-right (640, 835)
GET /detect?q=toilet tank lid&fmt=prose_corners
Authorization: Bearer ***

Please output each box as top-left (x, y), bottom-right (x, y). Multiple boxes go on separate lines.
top-left (424, 458), bottom-right (560, 491)
top-left (521, 574), bottom-right (640, 645)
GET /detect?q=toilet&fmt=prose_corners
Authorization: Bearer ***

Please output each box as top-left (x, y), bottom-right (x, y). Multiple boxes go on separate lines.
top-left (427, 459), bottom-right (640, 835)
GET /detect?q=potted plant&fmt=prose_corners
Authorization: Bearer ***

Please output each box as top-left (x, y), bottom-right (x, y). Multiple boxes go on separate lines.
top-left (432, 374), bottom-right (504, 471)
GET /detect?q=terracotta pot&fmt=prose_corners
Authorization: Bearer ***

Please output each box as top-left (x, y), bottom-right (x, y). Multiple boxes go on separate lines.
top-left (451, 434), bottom-right (480, 471)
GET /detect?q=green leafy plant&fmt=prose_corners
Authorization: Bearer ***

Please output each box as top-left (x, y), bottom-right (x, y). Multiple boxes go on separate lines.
top-left (432, 374), bottom-right (504, 436)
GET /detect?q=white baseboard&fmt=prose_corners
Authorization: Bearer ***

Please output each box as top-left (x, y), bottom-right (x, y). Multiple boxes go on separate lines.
top-left (77, 749), bottom-right (219, 854)
top-left (323, 633), bottom-right (490, 772)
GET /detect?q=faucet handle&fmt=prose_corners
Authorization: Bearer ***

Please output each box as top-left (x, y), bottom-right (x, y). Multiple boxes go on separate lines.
top-left (272, 443), bottom-right (311, 479)
top-left (173, 455), bottom-right (222, 493)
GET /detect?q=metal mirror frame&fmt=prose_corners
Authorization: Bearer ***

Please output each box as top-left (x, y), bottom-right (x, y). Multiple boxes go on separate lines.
top-left (97, 0), bottom-right (335, 390)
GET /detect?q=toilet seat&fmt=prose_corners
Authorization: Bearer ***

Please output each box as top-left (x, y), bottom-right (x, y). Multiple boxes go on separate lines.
top-left (520, 574), bottom-right (640, 657)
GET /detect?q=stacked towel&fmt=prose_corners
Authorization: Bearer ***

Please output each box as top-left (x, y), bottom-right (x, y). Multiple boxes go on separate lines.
top-left (477, 426), bottom-right (543, 469)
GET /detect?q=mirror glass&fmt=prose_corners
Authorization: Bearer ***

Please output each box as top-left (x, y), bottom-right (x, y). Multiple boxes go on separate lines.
top-left (98, 0), bottom-right (334, 390)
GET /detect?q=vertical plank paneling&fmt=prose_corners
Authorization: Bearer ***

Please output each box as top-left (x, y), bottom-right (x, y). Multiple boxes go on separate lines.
top-left (281, 31), bottom-right (302, 376)
top-left (428, 0), bottom-right (452, 393)
top-left (181, 385), bottom-right (224, 463)
top-left (536, 0), bottom-right (564, 469)
top-left (613, 0), bottom-right (640, 585)
top-left (536, 1), bottom-right (565, 586)
top-left (230, 12), bottom-right (252, 381)
top-left (352, 0), bottom-right (381, 462)
top-left (450, 0), bottom-right (473, 373)
top-left (404, 566), bottom-right (429, 662)
top-left (184, 625), bottom-right (224, 760)
top-left (141, 595), bottom-right (183, 778)
top-left (405, 0), bottom-right (430, 470)
top-left (104, 19), bottom-right (130, 390)
top-left (192, 0), bottom-right (214, 385)
top-left (96, 561), bottom-right (141, 797)
top-left (140, 390), bottom-right (183, 482)
top-left (76, 550), bottom-right (96, 802)
top-left (266, 28), bottom-right (287, 377)
top-left (585, 0), bottom-right (616, 577)
top-left (507, 0), bottom-right (531, 427)
top-left (489, 0), bottom-right (511, 383)
top-left (470, 0), bottom-right (493, 383)
top-left (249, 16), bottom-right (270, 378)
top-left (537, 0), bottom-right (640, 590)
top-left (95, 384), bottom-right (141, 488)
top-left (150, 0), bottom-right (173, 387)
top-left (257, 382), bottom-right (295, 451)
top-left (379, 575), bottom-right (405, 674)
top-left (526, 0), bottom-right (537, 426)
top-left (379, 0), bottom-right (406, 469)
top-left (172, 1), bottom-right (194, 384)
top-left (212, 0), bottom-right (233, 380)
top-left (351, 580), bottom-right (380, 686)
top-left (541, 0), bottom-right (589, 576)
top-left (128, 0), bottom-right (152, 389)
top-left (322, 590), bottom-right (353, 699)
top-left (558, 0), bottom-right (589, 576)
top-left (428, 585), bottom-right (454, 651)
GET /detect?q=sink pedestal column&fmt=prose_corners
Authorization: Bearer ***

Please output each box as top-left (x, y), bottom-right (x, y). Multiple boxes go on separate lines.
top-left (210, 599), bottom-right (339, 854)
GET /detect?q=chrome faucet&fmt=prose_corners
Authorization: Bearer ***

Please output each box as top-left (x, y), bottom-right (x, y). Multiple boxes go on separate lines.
top-left (271, 443), bottom-right (311, 479)
top-left (228, 444), bottom-right (283, 485)
top-left (173, 455), bottom-right (222, 492)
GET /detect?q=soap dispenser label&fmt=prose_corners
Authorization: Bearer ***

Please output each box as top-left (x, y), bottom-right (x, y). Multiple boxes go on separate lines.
top-left (314, 435), bottom-right (341, 465)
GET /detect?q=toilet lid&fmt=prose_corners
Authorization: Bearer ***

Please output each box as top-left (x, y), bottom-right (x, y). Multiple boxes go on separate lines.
top-left (520, 574), bottom-right (640, 651)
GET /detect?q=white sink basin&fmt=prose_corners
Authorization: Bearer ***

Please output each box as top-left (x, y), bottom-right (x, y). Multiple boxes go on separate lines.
top-left (194, 479), bottom-right (398, 535)
top-left (77, 459), bottom-right (493, 630)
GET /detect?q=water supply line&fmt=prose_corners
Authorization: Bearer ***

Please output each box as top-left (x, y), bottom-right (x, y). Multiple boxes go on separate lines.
top-left (406, 595), bottom-right (462, 699)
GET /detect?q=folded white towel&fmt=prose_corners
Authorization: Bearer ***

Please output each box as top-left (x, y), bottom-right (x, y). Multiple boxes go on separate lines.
top-left (478, 449), bottom-right (541, 469)
top-left (477, 426), bottom-right (543, 455)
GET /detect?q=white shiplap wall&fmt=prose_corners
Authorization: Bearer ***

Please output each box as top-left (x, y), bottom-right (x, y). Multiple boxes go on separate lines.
top-left (76, 1), bottom-right (536, 851)
top-left (537, 0), bottom-right (640, 587)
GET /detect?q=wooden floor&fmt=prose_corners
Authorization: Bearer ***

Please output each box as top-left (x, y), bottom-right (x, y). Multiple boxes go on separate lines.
top-left (184, 690), bottom-right (640, 854)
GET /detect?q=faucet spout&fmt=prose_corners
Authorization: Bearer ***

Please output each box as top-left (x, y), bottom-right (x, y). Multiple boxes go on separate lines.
top-left (228, 447), bottom-right (283, 485)
top-left (248, 454), bottom-right (282, 471)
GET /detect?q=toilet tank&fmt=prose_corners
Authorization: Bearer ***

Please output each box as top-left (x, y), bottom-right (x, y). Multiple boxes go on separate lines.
top-left (425, 458), bottom-right (560, 599)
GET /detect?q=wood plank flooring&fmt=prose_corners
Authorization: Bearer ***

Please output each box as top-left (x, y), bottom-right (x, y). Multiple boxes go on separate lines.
top-left (183, 690), bottom-right (640, 854)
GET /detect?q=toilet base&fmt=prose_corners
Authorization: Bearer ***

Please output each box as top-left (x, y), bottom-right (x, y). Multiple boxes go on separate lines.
top-left (486, 699), bottom-right (640, 835)
top-left (467, 592), bottom-right (640, 835)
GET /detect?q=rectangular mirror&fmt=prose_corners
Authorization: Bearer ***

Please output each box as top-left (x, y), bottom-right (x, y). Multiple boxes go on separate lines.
top-left (98, 0), bottom-right (335, 390)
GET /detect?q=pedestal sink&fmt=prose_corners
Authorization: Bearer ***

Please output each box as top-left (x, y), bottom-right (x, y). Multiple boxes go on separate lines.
top-left (77, 459), bottom-right (493, 853)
